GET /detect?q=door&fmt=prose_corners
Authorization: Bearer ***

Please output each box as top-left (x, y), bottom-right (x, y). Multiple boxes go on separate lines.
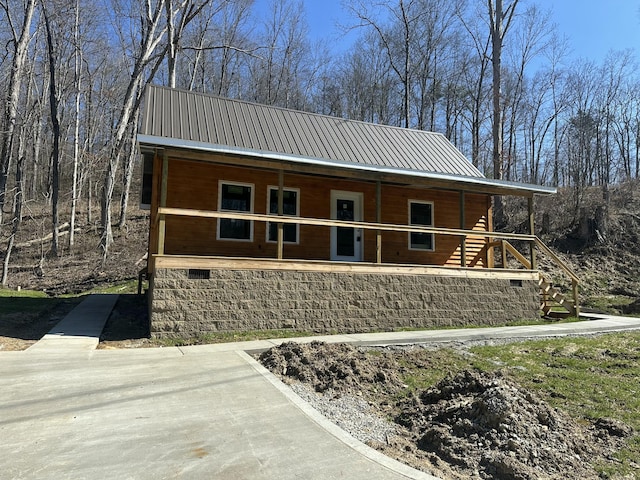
top-left (330, 190), bottom-right (363, 261)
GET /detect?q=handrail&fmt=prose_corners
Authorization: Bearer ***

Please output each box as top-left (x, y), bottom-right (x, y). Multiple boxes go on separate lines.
top-left (503, 241), bottom-right (531, 269)
top-left (498, 237), bottom-right (580, 316)
top-left (534, 237), bottom-right (580, 283)
top-left (157, 206), bottom-right (536, 242)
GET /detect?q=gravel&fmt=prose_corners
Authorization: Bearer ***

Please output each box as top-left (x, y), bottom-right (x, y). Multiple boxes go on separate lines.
top-left (287, 382), bottom-right (397, 445)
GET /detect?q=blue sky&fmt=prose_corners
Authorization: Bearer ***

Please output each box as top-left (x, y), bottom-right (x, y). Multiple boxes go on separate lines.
top-left (300, 0), bottom-right (640, 63)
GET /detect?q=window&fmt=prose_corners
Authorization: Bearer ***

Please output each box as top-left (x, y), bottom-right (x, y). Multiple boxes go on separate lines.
top-left (408, 200), bottom-right (434, 251)
top-left (267, 187), bottom-right (299, 243)
top-left (139, 152), bottom-right (154, 210)
top-left (218, 181), bottom-right (253, 241)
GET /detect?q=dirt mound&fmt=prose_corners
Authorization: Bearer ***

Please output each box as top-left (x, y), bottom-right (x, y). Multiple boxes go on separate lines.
top-left (396, 369), bottom-right (620, 479)
top-left (259, 342), bottom-right (632, 480)
top-left (259, 341), bottom-right (405, 395)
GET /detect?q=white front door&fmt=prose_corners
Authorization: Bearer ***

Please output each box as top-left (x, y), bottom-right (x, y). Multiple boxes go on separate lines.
top-left (330, 190), bottom-right (363, 262)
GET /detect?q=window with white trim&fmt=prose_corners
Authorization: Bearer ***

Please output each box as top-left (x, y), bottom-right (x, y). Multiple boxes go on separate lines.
top-left (218, 181), bottom-right (254, 241)
top-left (267, 187), bottom-right (299, 244)
top-left (408, 200), bottom-right (434, 251)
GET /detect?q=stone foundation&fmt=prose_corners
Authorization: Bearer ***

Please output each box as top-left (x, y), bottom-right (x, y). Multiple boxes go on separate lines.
top-left (149, 267), bottom-right (540, 337)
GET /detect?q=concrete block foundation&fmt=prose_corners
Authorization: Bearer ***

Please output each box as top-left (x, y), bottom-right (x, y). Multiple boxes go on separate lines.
top-left (149, 266), bottom-right (540, 338)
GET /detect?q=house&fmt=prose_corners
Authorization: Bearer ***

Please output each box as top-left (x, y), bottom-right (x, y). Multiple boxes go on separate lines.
top-left (137, 85), bottom-right (578, 338)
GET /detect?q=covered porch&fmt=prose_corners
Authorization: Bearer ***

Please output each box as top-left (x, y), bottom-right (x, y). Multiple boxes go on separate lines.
top-left (146, 203), bottom-right (579, 337)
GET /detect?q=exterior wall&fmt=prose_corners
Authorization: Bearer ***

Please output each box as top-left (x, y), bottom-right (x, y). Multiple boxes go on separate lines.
top-left (149, 267), bottom-right (540, 337)
top-left (149, 155), bottom-right (491, 267)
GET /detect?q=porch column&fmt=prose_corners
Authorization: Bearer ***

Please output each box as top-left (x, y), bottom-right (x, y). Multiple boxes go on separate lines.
top-left (277, 170), bottom-right (284, 260)
top-left (376, 181), bottom-right (382, 263)
top-left (157, 151), bottom-right (168, 255)
top-left (459, 191), bottom-right (466, 267)
top-left (528, 196), bottom-right (537, 270)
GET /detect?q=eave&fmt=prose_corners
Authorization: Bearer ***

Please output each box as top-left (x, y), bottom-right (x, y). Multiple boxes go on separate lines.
top-left (137, 134), bottom-right (556, 197)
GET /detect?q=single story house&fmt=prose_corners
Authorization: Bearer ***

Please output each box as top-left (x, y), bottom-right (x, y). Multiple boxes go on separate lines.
top-left (137, 85), bottom-right (578, 337)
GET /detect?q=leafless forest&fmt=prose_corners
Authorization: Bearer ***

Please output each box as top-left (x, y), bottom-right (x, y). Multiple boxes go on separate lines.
top-left (1, 0), bottom-right (639, 285)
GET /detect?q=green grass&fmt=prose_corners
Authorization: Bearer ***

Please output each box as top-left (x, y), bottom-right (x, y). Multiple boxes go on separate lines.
top-left (0, 288), bottom-right (47, 299)
top-left (0, 288), bottom-right (51, 315)
top-left (583, 295), bottom-right (636, 315)
top-left (59, 279), bottom-right (145, 297)
top-left (391, 332), bottom-right (640, 478)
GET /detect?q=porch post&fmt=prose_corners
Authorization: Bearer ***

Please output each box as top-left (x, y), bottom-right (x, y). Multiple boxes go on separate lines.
top-left (158, 151), bottom-right (168, 255)
top-left (459, 191), bottom-right (466, 267)
top-left (277, 170), bottom-right (284, 260)
top-left (528, 196), bottom-right (537, 270)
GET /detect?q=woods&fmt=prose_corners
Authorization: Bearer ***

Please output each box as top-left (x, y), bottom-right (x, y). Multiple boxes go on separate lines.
top-left (1, 0), bottom-right (639, 285)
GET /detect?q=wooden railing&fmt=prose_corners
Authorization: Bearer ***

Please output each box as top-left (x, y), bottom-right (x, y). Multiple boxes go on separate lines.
top-left (153, 206), bottom-right (580, 315)
top-left (496, 238), bottom-right (580, 317)
top-left (156, 206), bottom-right (535, 263)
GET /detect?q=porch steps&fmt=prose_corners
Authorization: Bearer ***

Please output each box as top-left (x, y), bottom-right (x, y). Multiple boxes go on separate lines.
top-left (538, 273), bottom-right (575, 318)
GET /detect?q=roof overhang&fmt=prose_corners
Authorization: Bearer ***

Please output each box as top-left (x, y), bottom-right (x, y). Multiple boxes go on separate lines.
top-left (138, 134), bottom-right (556, 197)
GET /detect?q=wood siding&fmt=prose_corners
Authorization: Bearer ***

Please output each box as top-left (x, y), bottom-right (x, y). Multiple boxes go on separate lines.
top-left (150, 155), bottom-right (491, 267)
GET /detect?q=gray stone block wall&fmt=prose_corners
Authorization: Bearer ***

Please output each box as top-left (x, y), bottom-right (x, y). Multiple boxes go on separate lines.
top-left (149, 268), bottom-right (540, 337)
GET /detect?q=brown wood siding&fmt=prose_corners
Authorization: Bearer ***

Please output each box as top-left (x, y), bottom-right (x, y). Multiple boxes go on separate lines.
top-left (151, 156), bottom-right (491, 267)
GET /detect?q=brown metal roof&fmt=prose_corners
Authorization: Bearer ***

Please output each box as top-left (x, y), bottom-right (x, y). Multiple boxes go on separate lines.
top-left (140, 85), bottom-right (484, 178)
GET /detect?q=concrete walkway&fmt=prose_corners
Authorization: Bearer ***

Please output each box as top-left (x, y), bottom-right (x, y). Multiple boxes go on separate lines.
top-left (25, 294), bottom-right (119, 354)
top-left (2, 296), bottom-right (640, 479)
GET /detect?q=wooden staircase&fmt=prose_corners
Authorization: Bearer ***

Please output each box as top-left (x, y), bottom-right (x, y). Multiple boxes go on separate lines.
top-left (538, 273), bottom-right (577, 318)
top-left (493, 238), bottom-right (580, 319)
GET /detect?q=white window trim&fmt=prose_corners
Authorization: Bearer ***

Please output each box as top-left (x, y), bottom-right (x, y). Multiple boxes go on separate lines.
top-left (266, 186), bottom-right (300, 245)
top-left (217, 180), bottom-right (254, 242)
top-left (408, 199), bottom-right (435, 252)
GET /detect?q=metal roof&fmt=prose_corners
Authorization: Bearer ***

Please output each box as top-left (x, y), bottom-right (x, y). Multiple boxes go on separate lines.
top-left (139, 85), bottom-right (556, 196)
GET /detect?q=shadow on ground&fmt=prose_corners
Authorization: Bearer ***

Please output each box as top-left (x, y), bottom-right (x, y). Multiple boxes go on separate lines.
top-left (0, 297), bottom-right (82, 341)
top-left (100, 294), bottom-right (150, 342)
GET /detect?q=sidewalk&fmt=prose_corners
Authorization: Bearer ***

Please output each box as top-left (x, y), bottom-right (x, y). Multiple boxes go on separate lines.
top-left (25, 294), bottom-right (119, 354)
top-left (2, 298), bottom-right (640, 479)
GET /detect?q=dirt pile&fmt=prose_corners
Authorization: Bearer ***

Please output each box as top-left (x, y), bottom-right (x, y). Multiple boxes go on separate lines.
top-left (259, 341), bottom-right (405, 396)
top-left (259, 342), bottom-right (632, 480)
top-left (395, 369), bottom-right (625, 479)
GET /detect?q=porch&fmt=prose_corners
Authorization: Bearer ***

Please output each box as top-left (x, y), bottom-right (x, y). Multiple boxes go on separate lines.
top-left (146, 207), bottom-right (579, 337)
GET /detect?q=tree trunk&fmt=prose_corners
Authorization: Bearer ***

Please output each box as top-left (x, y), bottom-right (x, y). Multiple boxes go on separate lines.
top-left (488, 0), bottom-right (519, 229)
top-left (69, 0), bottom-right (82, 250)
top-left (43, 9), bottom-right (61, 257)
top-left (1, 120), bottom-right (26, 286)
top-left (0, 0), bottom-right (36, 232)
top-left (99, 0), bottom-right (167, 258)
top-left (118, 118), bottom-right (139, 228)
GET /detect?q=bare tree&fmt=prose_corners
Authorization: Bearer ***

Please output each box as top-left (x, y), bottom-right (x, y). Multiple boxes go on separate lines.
top-left (347, 0), bottom-right (427, 128)
top-left (0, 0), bottom-right (37, 232)
top-left (248, 0), bottom-right (314, 109)
top-left (487, 0), bottom-right (519, 227)
top-left (165, 0), bottom-right (214, 88)
top-left (458, 3), bottom-right (491, 168)
top-left (100, 0), bottom-right (167, 256)
top-left (42, 0), bottom-right (66, 257)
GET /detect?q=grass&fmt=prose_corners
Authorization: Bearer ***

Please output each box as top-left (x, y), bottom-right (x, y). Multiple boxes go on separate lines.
top-left (390, 332), bottom-right (640, 478)
top-left (0, 288), bottom-right (48, 298)
top-left (59, 279), bottom-right (145, 297)
top-left (583, 295), bottom-right (636, 315)
top-left (0, 288), bottom-right (53, 315)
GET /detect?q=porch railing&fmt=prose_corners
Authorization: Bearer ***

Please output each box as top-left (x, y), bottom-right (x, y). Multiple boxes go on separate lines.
top-left (154, 206), bottom-right (579, 315)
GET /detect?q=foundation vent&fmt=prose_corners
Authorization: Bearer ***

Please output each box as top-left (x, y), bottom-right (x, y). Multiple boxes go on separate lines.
top-left (188, 269), bottom-right (210, 280)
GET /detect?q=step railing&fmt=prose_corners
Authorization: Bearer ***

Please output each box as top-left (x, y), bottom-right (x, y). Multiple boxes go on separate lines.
top-left (495, 237), bottom-right (579, 317)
